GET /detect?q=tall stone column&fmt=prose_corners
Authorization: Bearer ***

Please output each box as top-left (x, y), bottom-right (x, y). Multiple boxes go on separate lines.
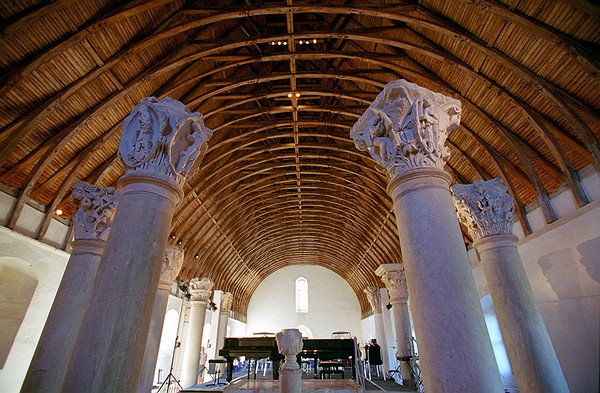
top-left (375, 264), bottom-right (413, 387)
top-left (62, 97), bottom-right (213, 393)
top-left (452, 179), bottom-right (570, 393)
top-left (276, 329), bottom-right (303, 393)
top-left (180, 277), bottom-right (213, 388)
top-left (215, 292), bottom-right (233, 358)
top-left (364, 286), bottom-right (390, 376)
top-left (137, 245), bottom-right (184, 393)
top-left (351, 79), bottom-right (503, 393)
top-left (20, 182), bottom-right (118, 393)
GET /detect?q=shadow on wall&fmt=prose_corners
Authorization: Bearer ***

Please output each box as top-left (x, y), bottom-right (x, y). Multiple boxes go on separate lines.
top-left (0, 258), bottom-right (38, 368)
top-left (538, 248), bottom-right (581, 299)
top-left (578, 237), bottom-right (600, 285)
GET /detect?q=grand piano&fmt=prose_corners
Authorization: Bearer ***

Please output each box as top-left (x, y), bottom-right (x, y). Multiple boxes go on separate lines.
top-left (219, 337), bottom-right (357, 382)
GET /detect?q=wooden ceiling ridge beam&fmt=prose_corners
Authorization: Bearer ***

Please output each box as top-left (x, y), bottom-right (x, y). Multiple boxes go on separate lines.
top-left (447, 139), bottom-right (493, 180)
top-left (0, 0), bottom-right (181, 96)
top-left (414, 6), bottom-right (600, 166)
top-left (452, 0), bottom-right (600, 76)
top-left (174, 168), bottom-right (389, 243)
top-left (0, 8), bottom-right (192, 168)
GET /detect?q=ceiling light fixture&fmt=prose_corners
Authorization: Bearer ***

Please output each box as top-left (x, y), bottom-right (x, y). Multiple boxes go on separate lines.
top-left (55, 209), bottom-right (63, 216)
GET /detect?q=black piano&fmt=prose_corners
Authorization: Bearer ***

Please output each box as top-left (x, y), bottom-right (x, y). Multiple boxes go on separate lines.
top-left (219, 336), bottom-right (284, 382)
top-left (219, 337), bottom-right (356, 382)
top-left (298, 338), bottom-right (356, 379)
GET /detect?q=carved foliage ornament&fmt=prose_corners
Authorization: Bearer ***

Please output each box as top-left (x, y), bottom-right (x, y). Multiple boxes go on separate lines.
top-left (119, 97), bottom-right (213, 185)
top-left (187, 277), bottom-right (214, 302)
top-left (451, 178), bottom-right (515, 240)
top-left (364, 285), bottom-right (382, 313)
top-left (350, 79), bottom-right (461, 179)
top-left (72, 181), bottom-right (120, 241)
top-left (161, 245), bottom-right (184, 284)
top-left (381, 269), bottom-right (409, 300)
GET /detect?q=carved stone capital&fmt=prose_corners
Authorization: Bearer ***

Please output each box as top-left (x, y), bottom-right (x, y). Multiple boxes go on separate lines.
top-left (364, 285), bottom-right (382, 314)
top-left (376, 264), bottom-right (409, 300)
top-left (119, 97), bottom-right (213, 187)
top-left (220, 292), bottom-right (233, 313)
top-left (350, 79), bottom-right (461, 180)
top-left (159, 245), bottom-right (184, 289)
top-left (187, 277), bottom-right (213, 302)
top-left (276, 329), bottom-right (303, 370)
top-left (71, 181), bottom-right (120, 241)
top-left (451, 178), bottom-right (515, 240)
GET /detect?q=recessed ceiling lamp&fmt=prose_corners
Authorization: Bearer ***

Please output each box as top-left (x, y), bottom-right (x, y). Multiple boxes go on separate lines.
top-left (55, 209), bottom-right (63, 216)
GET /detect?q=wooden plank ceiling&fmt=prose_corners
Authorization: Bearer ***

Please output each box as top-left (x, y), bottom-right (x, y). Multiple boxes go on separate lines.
top-left (0, 0), bottom-right (598, 319)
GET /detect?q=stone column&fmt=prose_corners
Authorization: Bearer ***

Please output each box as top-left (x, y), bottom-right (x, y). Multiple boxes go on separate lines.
top-left (180, 277), bottom-right (213, 388)
top-left (364, 285), bottom-right (390, 376)
top-left (276, 329), bottom-right (303, 393)
top-left (62, 97), bottom-right (213, 393)
top-left (452, 179), bottom-right (570, 393)
top-left (137, 245), bottom-right (184, 393)
top-left (351, 79), bottom-right (503, 393)
top-left (20, 182), bottom-right (118, 393)
top-left (215, 292), bottom-right (233, 358)
top-left (375, 264), bottom-right (413, 387)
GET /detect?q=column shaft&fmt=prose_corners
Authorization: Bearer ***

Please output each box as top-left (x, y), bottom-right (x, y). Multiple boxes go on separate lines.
top-left (180, 300), bottom-right (208, 388)
top-left (20, 240), bottom-right (104, 393)
top-left (390, 299), bottom-right (413, 384)
top-left (373, 312), bottom-right (390, 374)
top-left (215, 311), bottom-right (229, 358)
top-left (389, 170), bottom-right (503, 392)
top-left (137, 289), bottom-right (170, 393)
top-left (62, 180), bottom-right (178, 392)
top-left (476, 235), bottom-right (570, 393)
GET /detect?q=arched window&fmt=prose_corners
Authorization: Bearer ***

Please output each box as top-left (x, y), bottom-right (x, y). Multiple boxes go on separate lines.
top-left (295, 277), bottom-right (308, 313)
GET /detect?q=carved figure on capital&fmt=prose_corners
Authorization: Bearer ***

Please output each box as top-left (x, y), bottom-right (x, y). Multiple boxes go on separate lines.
top-left (72, 181), bottom-right (120, 241)
top-left (220, 292), bottom-right (233, 313)
top-left (161, 245), bottom-right (184, 284)
top-left (451, 178), bottom-right (515, 240)
top-left (187, 277), bottom-right (214, 302)
top-left (119, 97), bottom-right (213, 185)
top-left (364, 285), bottom-right (382, 313)
top-left (381, 268), bottom-right (409, 300)
top-left (350, 79), bottom-right (461, 178)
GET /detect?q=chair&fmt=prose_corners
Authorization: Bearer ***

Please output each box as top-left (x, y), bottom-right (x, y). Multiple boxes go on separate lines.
top-left (207, 359), bottom-right (227, 386)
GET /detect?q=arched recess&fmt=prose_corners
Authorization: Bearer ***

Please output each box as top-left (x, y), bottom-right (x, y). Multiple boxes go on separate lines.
top-left (0, 258), bottom-right (38, 368)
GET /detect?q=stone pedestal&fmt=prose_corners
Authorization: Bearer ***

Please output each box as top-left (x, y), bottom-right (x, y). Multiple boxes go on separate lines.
top-left (453, 179), bottom-right (569, 393)
top-left (62, 97), bottom-right (213, 393)
top-left (276, 329), bottom-right (303, 393)
top-left (180, 278), bottom-right (213, 388)
top-left (376, 264), bottom-right (413, 387)
top-left (351, 80), bottom-right (503, 393)
top-left (21, 182), bottom-right (118, 393)
top-left (137, 245), bottom-right (184, 393)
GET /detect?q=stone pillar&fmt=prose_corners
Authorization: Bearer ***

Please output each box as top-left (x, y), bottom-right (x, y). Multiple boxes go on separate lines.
top-left (137, 245), bottom-right (184, 393)
top-left (180, 278), bottom-right (213, 388)
top-left (452, 178), bottom-right (570, 393)
top-left (376, 264), bottom-right (413, 387)
top-left (20, 182), bottom-right (119, 393)
top-left (351, 79), bottom-right (503, 393)
top-left (364, 285), bottom-right (390, 375)
top-left (215, 292), bottom-right (233, 358)
top-left (62, 97), bottom-right (213, 393)
top-left (276, 329), bottom-right (303, 393)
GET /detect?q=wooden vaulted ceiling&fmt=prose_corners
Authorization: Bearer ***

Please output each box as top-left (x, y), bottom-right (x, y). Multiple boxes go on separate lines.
top-left (0, 0), bottom-right (598, 319)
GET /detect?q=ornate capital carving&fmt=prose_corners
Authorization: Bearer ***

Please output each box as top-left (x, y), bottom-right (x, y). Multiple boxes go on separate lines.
top-left (350, 79), bottom-right (461, 179)
top-left (451, 178), bottom-right (515, 240)
top-left (187, 277), bottom-right (213, 302)
top-left (364, 285), bottom-right (382, 313)
top-left (72, 181), bottom-right (120, 241)
top-left (378, 266), bottom-right (409, 300)
top-left (119, 97), bottom-right (213, 186)
top-left (160, 245), bottom-right (184, 287)
top-left (276, 329), bottom-right (303, 370)
top-left (220, 292), bottom-right (233, 313)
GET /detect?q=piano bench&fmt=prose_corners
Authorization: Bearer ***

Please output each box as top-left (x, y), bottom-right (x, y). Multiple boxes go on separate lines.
top-left (320, 369), bottom-right (344, 379)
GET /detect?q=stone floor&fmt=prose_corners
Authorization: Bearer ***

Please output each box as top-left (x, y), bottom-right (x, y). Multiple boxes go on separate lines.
top-left (175, 366), bottom-right (417, 393)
